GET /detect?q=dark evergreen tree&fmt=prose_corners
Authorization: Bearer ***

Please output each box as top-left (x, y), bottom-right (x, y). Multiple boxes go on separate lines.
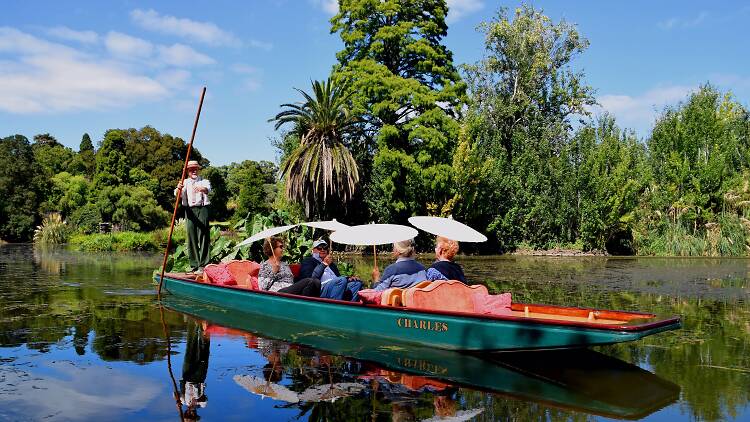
top-left (0, 135), bottom-right (44, 241)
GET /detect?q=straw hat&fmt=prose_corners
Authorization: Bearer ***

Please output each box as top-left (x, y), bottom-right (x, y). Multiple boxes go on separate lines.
top-left (186, 160), bottom-right (202, 170)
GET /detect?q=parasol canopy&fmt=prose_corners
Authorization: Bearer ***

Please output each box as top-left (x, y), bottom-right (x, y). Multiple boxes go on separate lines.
top-left (233, 375), bottom-right (300, 403)
top-left (297, 382), bottom-right (364, 403)
top-left (330, 224), bottom-right (418, 246)
top-left (421, 407), bottom-right (485, 422)
top-left (300, 220), bottom-right (350, 231)
top-left (237, 224), bottom-right (298, 247)
top-left (408, 216), bottom-right (487, 242)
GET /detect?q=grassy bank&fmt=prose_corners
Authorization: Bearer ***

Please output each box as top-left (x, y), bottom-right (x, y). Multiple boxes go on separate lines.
top-left (69, 226), bottom-right (188, 252)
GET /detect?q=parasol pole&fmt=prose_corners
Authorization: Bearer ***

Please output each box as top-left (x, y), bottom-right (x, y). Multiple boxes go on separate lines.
top-left (158, 86), bottom-right (207, 299)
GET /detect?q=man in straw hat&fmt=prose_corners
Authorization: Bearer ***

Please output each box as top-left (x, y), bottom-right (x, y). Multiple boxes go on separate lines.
top-left (176, 160), bottom-right (212, 274)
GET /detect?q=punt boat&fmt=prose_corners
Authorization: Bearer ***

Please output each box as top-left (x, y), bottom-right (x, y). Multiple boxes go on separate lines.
top-left (156, 272), bottom-right (681, 352)
top-left (163, 296), bottom-right (681, 419)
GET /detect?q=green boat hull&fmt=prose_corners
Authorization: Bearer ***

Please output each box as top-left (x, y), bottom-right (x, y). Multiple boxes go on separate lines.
top-left (164, 296), bottom-right (681, 420)
top-left (157, 275), bottom-right (681, 351)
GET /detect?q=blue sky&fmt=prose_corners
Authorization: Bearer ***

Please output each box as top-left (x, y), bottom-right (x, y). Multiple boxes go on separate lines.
top-left (1, 1), bottom-right (748, 166)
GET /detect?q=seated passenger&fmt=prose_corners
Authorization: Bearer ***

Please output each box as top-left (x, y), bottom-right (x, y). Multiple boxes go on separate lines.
top-left (258, 236), bottom-right (320, 297)
top-left (426, 236), bottom-right (466, 283)
top-left (372, 239), bottom-right (427, 291)
top-left (298, 239), bottom-right (361, 301)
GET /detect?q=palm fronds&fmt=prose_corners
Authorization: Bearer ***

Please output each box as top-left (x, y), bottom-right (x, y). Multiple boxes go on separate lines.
top-left (272, 78), bottom-right (360, 217)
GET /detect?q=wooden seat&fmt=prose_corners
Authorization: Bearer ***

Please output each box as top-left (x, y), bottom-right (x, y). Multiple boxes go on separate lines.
top-left (381, 288), bottom-right (404, 306)
top-left (402, 280), bottom-right (488, 312)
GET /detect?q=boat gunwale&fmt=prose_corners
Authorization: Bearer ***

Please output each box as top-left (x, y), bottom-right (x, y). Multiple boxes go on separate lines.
top-left (159, 274), bottom-right (681, 332)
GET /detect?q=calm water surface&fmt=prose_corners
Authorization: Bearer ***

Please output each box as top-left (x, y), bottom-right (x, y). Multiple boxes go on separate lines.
top-left (1, 244), bottom-right (748, 421)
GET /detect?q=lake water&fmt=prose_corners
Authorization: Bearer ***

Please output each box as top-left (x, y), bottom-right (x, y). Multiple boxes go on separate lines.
top-left (1, 244), bottom-right (748, 421)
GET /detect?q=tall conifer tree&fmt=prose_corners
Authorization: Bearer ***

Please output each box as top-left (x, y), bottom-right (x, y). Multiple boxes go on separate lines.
top-left (331, 0), bottom-right (466, 222)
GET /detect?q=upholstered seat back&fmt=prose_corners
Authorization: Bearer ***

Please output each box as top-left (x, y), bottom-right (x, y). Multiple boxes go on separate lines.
top-left (402, 280), bottom-right (488, 312)
top-left (226, 260), bottom-right (260, 289)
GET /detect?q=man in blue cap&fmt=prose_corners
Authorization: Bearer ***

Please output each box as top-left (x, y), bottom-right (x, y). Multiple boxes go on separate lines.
top-left (297, 239), bottom-right (361, 301)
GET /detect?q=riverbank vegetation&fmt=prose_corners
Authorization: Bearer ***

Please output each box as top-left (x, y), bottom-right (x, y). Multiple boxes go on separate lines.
top-left (2, 2), bottom-right (750, 256)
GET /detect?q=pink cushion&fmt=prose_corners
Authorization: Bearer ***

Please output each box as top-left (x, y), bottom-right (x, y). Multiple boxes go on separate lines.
top-left (204, 264), bottom-right (237, 286)
top-left (358, 289), bottom-right (383, 304)
top-left (472, 293), bottom-right (513, 316)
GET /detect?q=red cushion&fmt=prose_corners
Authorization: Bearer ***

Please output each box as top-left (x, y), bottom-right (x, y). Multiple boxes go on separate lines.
top-left (289, 263), bottom-right (301, 278)
top-left (358, 289), bottom-right (383, 304)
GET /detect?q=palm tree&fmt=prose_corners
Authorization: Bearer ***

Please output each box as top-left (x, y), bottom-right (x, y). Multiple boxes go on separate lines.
top-left (272, 78), bottom-right (360, 218)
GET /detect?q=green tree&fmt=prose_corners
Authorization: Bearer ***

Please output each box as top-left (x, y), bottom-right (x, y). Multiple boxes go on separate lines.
top-left (647, 85), bottom-right (749, 224)
top-left (49, 172), bottom-right (90, 218)
top-left (201, 166), bottom-right (231, 221)
top-left (93, 130), bottom-right (129, 189)
top-left (32, 133), bottom-right (75, 175)
top-left (224, 160), bottom-right (277, 221)
top-left (121, 126), bottom-right (206, 210)
top-left (272, 78), bottom-right (360, 218)
top-left (569, 116), bottom-right (648, 251)
top-left (0, 135), bottom-right (44, 241)
top-left (452, 4), bottom-right (595, 251)
top-left (69, 133), bottom-right (96, 177)
top-left (331, 0), bottom-right (466, 222)
top-left (80, 133), bottom-right (94, 152)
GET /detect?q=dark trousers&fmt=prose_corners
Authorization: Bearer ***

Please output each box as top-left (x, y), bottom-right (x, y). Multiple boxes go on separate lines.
top-left (279, 278), bottom-right (321, 297)
top-left (185, 206), bottom-right (210, 270)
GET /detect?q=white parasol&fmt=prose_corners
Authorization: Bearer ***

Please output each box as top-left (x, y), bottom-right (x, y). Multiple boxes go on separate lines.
top-left (420, 407), bottom-right (485, 422)
top-left (330, 224), bottom-right (418, 271)
top-left (233, 374), bottom-right (300, 403)
top-left (330, 224), bottom-right (418, 246)
top-left (408, 216), bottom-right (487, 242)
top-left (300, 220), bottom-right (350, 231)
top-left (297, 382), bottom-right (365, 403)
top-left (237, 224), bottom-right (298, 247)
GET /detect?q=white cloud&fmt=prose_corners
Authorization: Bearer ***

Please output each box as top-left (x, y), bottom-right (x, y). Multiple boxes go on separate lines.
top-left (104, 31), bottom-right (153, 58)
top-left (47, 26), bottom-right (99, 44)
top-left (595, 85), bottom-right (696, 135)
top-left (447, 0), bottom-right (483, 23)
top-left (231, 64), bottom-right (260, 74)
top-left (247, 39), bottom-right (273, 51)
top-left (310, 0), bottom-right (338, 15)
top-left (231, 64), bottom-right (262, 92)
top-left (130, 8), bottom-right (240, 46)
top-left (156, 69), bottom-right (192, 89)
top-left (658, 11), bottom-right (708, 30)
top-left (0, 361), bottom-right (161, 421)
top-left (710, 73), bottom-right (750, 90)
top-left (157, 43), bottom-right (215, 67)
top-left (0, 27), bottom-right (167, 114)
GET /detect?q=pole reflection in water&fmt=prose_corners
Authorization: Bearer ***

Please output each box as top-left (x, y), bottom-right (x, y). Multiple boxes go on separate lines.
top-left (163, 296), bottom-right (680, 421)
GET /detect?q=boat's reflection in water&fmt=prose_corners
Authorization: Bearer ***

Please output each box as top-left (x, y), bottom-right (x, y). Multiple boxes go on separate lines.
top-left (164, 297), bottom-right (679, 421)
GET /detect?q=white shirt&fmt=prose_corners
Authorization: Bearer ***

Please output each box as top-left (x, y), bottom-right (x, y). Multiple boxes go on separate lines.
top-left (176, 176), bottom-right (212, 207)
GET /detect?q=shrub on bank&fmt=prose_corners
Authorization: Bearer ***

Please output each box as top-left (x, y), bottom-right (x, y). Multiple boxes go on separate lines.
top-left (33, 213), bottom-right (71, 245)
top-left (69, 231), bottom-right (159, 252)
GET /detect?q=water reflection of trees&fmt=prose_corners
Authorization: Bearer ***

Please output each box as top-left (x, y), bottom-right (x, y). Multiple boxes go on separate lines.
top-left (473, 259), bottom-right (750, 422)
top-left (2, 246), bottom-right (749, 421)
top-left (0, 245), bottom-right (177, 363)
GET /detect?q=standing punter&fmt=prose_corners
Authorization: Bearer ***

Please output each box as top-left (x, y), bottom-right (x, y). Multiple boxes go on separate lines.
top-left (176, 160), bottom-right (212, 274)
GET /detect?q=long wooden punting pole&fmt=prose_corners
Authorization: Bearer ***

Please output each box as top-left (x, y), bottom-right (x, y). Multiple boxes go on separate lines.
top-left (158, 86), bottom-right (207, 299)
